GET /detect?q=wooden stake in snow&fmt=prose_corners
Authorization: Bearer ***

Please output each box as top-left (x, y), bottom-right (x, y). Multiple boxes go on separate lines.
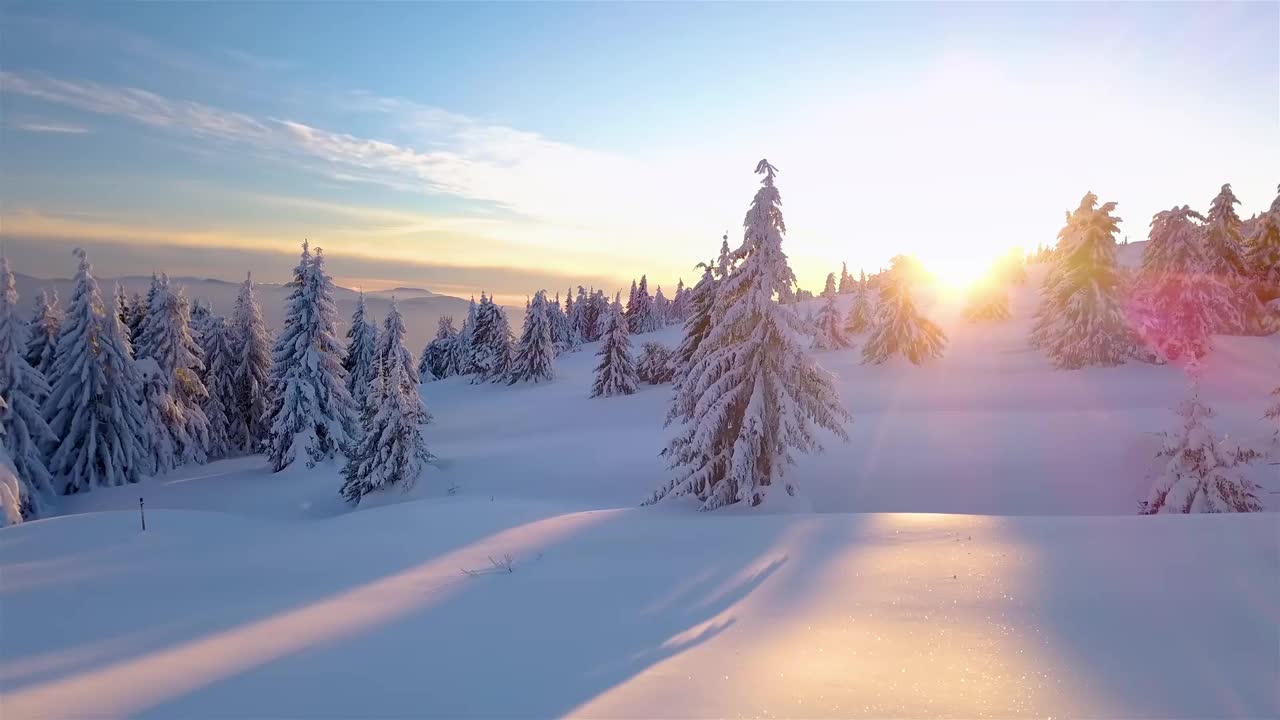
top-left (139, 497), bottom-right (146, 531)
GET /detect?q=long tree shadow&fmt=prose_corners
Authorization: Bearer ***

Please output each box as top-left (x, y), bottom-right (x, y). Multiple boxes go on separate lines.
top-left (3, 502), bottom-right (800, 719)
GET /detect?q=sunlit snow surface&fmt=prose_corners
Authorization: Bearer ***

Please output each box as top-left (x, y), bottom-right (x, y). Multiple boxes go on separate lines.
top-left (2, 254), bottom-right (1277, 717)
top-left (1, 504), bottom-right (1276, 718)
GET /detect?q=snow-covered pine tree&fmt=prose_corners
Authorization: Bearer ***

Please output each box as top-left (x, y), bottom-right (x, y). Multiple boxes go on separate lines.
top-left (1245, 186), bottom-right (1280, 333)
top-left (0, 259), bottom-right (55, 517)
top-left (650, 159), bottom-right (851, 510)
top-left (844, 283), bottom-right (871, 333)
top-left (136, 357), bottom-right (180, 475)
top-left (963, 280), bottom-right (1011, 322)
top-left (838, 262), bottom-right (855, 294)
top-left (863, 255), bottom-right (947, 364)
top-left (585, 288), bottom-right (608, 341)
top-left (1132, 206), bottom-right (1231, 365)
top-left (669, 279), bottom-right (687, 321)
top-left (667, 260), bottom-right (716, 393)
top-left (378, 297), bottom-right (430, 424)
top-left (266, 243), bottom-right (358, 471)
top-left (590, 292), bottom-right (638, 398)
top-left (546, 292), bottom-right (569, 352)
top-left (822, 272), bottom-right (838, 298)
top-left (231, 272), bottom-right (272, 453)
top-left (627, 280), bottom-right (638, 319)
top-left (1201, 183), bottom-right (1251, 333)
top-left (0, 398), bottom-right (26, 527)
top-left (1033, 192), bottom-right (1134, 368)
top-left (189, 298), bottom-right (213, 345)
top-left (627, 275), bottom-right (658, 334)
top-left (136, 277), bottom-right (211, 466)
top-left (44, 248), bottom-right (148, 493)
top-left (509, 290), bottom-right (556, 384)
top-left (469, 293), bottom-right (514, 383)
top-left (812, 289), bottom-right (851, 350)
top-left (569, 286), bottom-right (590, 343)
top-left (343, 292), bottom-right (380, 409)
top-left (652, 285), bottom-right (670, 327)
top-left (454, 296), bottom-right (479, 376)
top-left (114, 282), bottom-right (130, 335)
top-left (25, 290), bottom-right (60, 378)
top-left (126, 289), bottom-right (148, 347)
top-left (1140, 383), bottom-right (1262, 513)
top-left (340, 351), bottom-right (433, 505)
top-left (419, 315), bottom-right (459, 381)
top-left (200, 315), bottom-right (237, 460)
top-left (637, 342), bottom-right (674, 384)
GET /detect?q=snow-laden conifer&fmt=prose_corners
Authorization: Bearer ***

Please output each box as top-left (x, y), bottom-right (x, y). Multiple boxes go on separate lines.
top-left (469, 293), bottom-right (513, 383)
top-left (637, 342), bottom-right (674, 384)
top-left (1034, 192), bottom-right (1134, 368)
top-left (509, 290), bottom-right (556, 384)
top-left (1132, 206), bottom-right (1231, 365)
top-left (379, 297), bottom-right (430, 424)
top-left (844, 284), bottom-right (871, 333)
top-left (822, 272), bottom-right (838, 298)
top-left (340, 352), bottom-right (433, 505)
top-left (653, 285), bottom-right (670, 327)
top-left (0, 259), bottom-right (55, 517)
top-left (44, 249), bottom-right (148, 492)
top-left (667, 260), bottom-right (716, 392)
top-left (650, 160), bottom-right (850, 510)
top-left (626, 275), bottom-right (658, 334)
top-left (25, 289), bottom-right (60, 378)
top-left (590, 293), bottom-right (637, 398)
top-left (231, 272), bottom-right (272, 452)
top-left (136, 277), bottom-right (211, 465)
top-left (343, 292), bottom-right (380, 409)
top-left (838, 262), bottom-right (855, 294)
top-left (419, 315), bottom-right (459, 381)
top-left (200, 315), bottom-right (237, 459)
top-left (1245, 185), bottom-right (1280, 333)
top-left (1140, 383), bottom-right (1262, 513)
top-left (0, 398), bottom-right (27, 527)
top-left (812, 289), bottom-right (851, 350)
top-left (863, 255), bottom-right (946, 364)
top-left (266, 243), bottom-right (357, 471)
top-left (1201, 183), bottom-right (1251, 332)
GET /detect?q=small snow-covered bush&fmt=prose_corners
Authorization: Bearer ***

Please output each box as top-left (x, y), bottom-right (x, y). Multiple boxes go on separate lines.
top-left (637, 342), bottom-right (674, 384)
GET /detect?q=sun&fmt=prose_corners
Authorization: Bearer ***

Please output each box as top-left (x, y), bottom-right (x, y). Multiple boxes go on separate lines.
top-left (924, 255), bottom-right (995, 290)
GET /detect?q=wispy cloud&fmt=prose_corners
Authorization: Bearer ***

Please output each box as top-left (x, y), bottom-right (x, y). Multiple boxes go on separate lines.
top-left (11, 120), bottom-right (91, 134)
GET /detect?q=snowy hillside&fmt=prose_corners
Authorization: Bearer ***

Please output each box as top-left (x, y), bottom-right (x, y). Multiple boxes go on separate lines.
top-left (12, 273), bottom-right (516, 354)
top-left (3, 248), bottom-right (1278, 719)
top-left (2, 500), bottom-right (1275, 719)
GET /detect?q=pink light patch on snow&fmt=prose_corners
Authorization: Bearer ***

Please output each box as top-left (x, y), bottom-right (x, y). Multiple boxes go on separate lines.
top-left (1, 509), bottom-right (615, 719)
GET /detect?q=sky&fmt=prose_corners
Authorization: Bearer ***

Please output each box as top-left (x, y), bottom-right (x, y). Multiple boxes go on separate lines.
top-left (1, 1), bottom-right (1277, 304)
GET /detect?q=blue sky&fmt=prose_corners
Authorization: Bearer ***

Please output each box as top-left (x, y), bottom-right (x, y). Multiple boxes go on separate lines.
top-left (2, 1), bottom-right (1276, 302)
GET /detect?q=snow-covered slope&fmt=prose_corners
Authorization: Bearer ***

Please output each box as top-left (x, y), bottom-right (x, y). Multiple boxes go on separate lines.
top-left (2, 257), bottom-right (1277, 719)
top-left (1, 502), bottom-right (1275, 719)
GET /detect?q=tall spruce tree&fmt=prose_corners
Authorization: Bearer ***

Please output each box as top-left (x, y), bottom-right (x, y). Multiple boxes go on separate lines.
top-left (1034, 192), bottom-right (1134, 368)
top-left (1245, 185), bottom-right (1280, 332)
top-left (44, 249), bottom-right (148, 493)
top-left (0, 259), bottom-right (55, 517)
top-left (469, 293), bottom-right (513, 383)
top-left (266, 243), bottom-right (358, 471)
top-left (649, 160), bottom-right (850, 510)
top-left (669, 279), bottom-right (687, 321)
top-left (652, 285), bottom-right (670, 327)
top-left (137, 277), bottom-right (211, 465)
top-left (340, 352), bottom-right (433, 505)
top-left (667, 260), bottom-right (716, 396)
top-left (812, 289), bottom-right (851, 350)
top-left (822, 272), bottom-right (838, 298)
top-left (1132, 206), bottom-right (1231, 364)
top-left (863, 256), bottom-right (946, 364)
top-left (0, 397), bottom-right (26, 527)
top-left (509, 290), bottom-right (556, 384)
top-left (25, 289), bottom-right (60, 378)
top-left (1201, 183), bottom-right (1251, 332)
top-left (343, 292), bottom-right (380, 410)
top-left (200, 315), bottom-right (237, 460)
top-left (838, 262), bottom-right (855, 294)
top-left (844, 284), bottom-right (871, 333)
top-left (379, 297), bottom-right (429, 424)
top-left (1140, 384), bottom-right (1262, 514)
top-left (626, 275), bottom-right (658, 334)
top-left (419, 315), bottom-right (459, 381)
top-left (590, 292), bottom-right (638, 398)
top-left (231, 272), bottom-right (272, 453)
